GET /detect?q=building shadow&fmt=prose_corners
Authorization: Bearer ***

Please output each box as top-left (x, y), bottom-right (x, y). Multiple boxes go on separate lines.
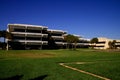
top-left (9, 41), bottom-right (25, 50)
top-left (30, 75), bottom-right (48, 80)
top-left (0, 75), bottom-right (23, 80)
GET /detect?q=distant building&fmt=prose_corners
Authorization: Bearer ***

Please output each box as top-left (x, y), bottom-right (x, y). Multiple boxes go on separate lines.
top-left (73, 34), bottom-right (90, 48)
top-left (91, 37), bottom-right (120, 49)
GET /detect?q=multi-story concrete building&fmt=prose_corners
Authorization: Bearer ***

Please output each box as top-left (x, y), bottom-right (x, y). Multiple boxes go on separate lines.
top-left (7, 24), bottom-right (48, 49)
top-left (47, 29), bottom-right (67, 49)
top-left (7, 24), bottom-right (69, 49)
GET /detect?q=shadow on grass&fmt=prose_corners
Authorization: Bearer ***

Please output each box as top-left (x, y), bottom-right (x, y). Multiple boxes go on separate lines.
top-left (0, 74), bottom-right (48, 80)
top-left (0, 75), bottom-right (23, 80)
top-left (30, 75), bottom-right (48, 80)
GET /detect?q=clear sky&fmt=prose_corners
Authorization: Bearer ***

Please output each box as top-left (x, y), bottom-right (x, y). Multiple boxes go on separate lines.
top-left (0, 0), bottom-right (120, 39)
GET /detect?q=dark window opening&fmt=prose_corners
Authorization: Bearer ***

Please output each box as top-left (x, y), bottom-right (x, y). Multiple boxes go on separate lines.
top-left (50, 33), bottom-right (62, 36)
top-left (26, 30), bottom-right (42, 33)
top-left (26, 37), bottom-right (41, 40)
top-left (14, 29), bottom-right (25, 32)
top-left (97, 42), bottom-right (106, 44)
top-left (13, 36), bottom-right (25, 40)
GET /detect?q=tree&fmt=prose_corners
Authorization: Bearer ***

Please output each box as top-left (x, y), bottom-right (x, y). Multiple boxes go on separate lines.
top-left (90, 37), bottom-right (98, 49)
top-left (0, 30), bottom-right (2, 37)
top-left (64, 34), bottom-right (72, 49)
top-left (108, 41), bottom-right (112, 49)
top-left (0, 30), bottom-right (12, 50)
top-left (1, 30), bottom-right (7, 43)
top-left (108, 40), bottom-right (116, 49)
top-left (112, 40), bottom-right (116, 49)
top-left (72, 35), bottom-right (79, 50)
top-left (0, 30), bottom-right (6, 49)
top-left (64, 34), bottom-right (79, 50)
top-left (0, 30), bottom-right (2, 42)
top-left (48, 33), bottom-right (58, 49)
top-left (0, 30), bottom-right (2, 49)
top-left (6, 32), bottom-right (12, 50)
top-left (90, 37), bottom-right (98, 43)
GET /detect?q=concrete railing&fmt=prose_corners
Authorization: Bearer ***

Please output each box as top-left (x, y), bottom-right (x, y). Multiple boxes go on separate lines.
top-left (11, 32), bottom-right (48, 37)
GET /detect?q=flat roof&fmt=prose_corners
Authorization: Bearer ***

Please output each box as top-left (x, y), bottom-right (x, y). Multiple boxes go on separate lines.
top-left (48, 29), bottom-right (67, 33)
top-left (8, 23), bottom-right (48, 28)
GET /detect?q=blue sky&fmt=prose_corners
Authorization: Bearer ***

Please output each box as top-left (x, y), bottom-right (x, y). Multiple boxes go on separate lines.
top-left (0, 0), bottom-right (120, 39)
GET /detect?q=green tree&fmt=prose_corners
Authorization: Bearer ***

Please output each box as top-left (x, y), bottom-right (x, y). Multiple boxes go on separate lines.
top-left (108, 40), bottom-right (116, 49)
top-left (64, 34), bottom-right (72, 49)
top-left (0, 30), bottom-right (2, 42)
top-left (0, 30), bottom-right (6, 49)
top-left (0, 30), bottom-right (2, 49)
top-left (90, 37), bottom-right (98, 43)
top-left (72, 35), bottom-right (79, 50)
top-left (112, 40), bottom-right (116, 49)
top-left (6, 31), bottom-right (12, 50)
top-left (90, 37), bottom-right (98, 49)
top-left (108, 41), bottom-right (112, 49)
top-left (64, 34), bottom-right (79, 50)
top-left (0, 30), bottom-right (2, 37)
top-left (48, 33), bottom-right (58, 49)
top-left (0, 30), bottom-right (12, 50)
top-left (1, 30), bottom-right (7, 43)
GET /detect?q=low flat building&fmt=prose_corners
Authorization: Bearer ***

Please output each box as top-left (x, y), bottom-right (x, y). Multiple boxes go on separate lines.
top-left (93, 37), bottom-right (120, 49)
top-left (73, 35), bottom-right (90, 48)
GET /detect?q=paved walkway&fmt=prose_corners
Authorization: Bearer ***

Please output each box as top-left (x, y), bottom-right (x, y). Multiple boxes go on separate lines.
top-left (59, 62), bottom-right (111, 80)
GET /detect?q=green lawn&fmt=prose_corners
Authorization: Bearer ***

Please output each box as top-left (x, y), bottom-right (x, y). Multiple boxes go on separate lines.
top-left (67, 61), bottom-right (120, 80)
top-left (0, 49), bottom-right (120, 80)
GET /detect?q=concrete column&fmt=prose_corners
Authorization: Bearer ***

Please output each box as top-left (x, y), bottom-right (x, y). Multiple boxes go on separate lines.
top-left (40, 28), bottom-right (43, 50)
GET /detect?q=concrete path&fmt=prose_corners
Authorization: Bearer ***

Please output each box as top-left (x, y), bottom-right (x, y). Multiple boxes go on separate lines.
top-left (59, 62), bottom-right (111, 80)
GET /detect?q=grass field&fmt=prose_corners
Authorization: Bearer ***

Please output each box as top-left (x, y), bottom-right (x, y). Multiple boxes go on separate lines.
top-left (0, 49), bottom-right (120, 80)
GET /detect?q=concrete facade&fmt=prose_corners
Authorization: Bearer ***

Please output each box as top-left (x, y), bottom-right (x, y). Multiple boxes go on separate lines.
top-left (7, 24), bottom-right (67, 49)
top-left (7, 24), bottom-right (120, 50)
top-left (47, 29), bottom-right (67, 45)
top-left (93, 37), bottom-right (120, 49)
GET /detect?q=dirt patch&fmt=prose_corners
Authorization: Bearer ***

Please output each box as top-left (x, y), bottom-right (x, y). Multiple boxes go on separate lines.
top-left (89, 49), bottom-right (120, 52)
top-left (5, 53), bottom-right (55, 58)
